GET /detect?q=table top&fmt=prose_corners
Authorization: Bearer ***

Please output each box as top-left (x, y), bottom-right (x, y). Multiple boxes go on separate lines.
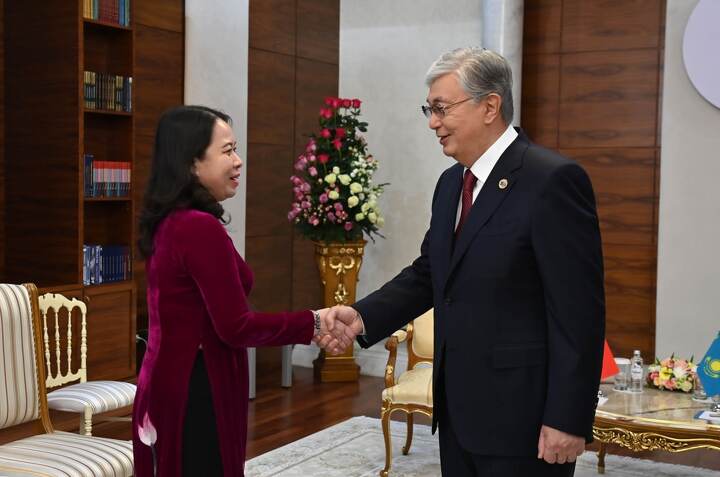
top-left (596, 383), bottom-right (720, 432)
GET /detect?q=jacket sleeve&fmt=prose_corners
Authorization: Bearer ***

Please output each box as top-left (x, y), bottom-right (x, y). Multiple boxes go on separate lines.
top-left (177, 213), bottom-right (314, 348)
top-left (531, 162), bottom-right (605, 441)
top-left (352, 171), bottom-right (448, 348)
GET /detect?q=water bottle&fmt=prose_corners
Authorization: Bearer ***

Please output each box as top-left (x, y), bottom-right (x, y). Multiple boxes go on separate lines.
top-left (630, 350), bottom-right (644, 393)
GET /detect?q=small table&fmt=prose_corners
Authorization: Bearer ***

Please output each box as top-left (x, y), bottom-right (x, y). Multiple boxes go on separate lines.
top-left (593, 384), bottom-right (720, 474)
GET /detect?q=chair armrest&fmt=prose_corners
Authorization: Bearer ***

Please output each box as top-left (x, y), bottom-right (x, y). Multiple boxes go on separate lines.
top-left (384, 330), bottom-right (407, 389)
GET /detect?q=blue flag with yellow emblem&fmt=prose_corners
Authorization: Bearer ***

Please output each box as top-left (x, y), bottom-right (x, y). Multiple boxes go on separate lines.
top-left (698, 331), bottom-right (720, 396)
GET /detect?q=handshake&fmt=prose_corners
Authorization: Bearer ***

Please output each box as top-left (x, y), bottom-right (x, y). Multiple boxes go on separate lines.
top-left (311, 305), bottom-right (365, 355)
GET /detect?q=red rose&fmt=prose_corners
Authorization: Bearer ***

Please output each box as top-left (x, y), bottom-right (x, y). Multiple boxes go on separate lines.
top-left (324, 97), bottom-right (335, 106)
top-left (321, 108), bottom-right (333, 119)
top-left (335, 127), bottom-right (346, 138)
top-left (342, 99), bottom-right (352, 108)
top-left (352, 99), bottom-right (361, 108)
top-left (321, 128), bottom-right (331, 138)
top-left (332, 138), bottom-right (343, 150)
top-left (331, 98), bottom-right (341, 109)
top-left (318, 153), bottom-right (330, 164)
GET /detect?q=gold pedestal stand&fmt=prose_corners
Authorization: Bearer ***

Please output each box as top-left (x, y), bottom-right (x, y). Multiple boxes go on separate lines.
top-left (312, 240), bottom-right (365, 382)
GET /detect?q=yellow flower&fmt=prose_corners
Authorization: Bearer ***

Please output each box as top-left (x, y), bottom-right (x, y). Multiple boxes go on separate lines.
top-left (350, 182), bottom-right (363, 194)
top-left (355, 213), bottom-right (365, 221)
top-left (328, 190), bottom-right (339, 200)
top-left (325, 173), bottom-right (337, 185)
top-left (347, 196), bottom-right (359, 208)
top-left (368, 212), bottom-right (377, 224)
top-left (339, 174), bottom-right (352, 186)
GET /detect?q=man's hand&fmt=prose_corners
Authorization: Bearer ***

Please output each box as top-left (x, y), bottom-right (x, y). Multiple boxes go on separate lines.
top-left (325, 305), bottom-right (364, 342)
top-left (311, 308), bottom-right (355, 355)
top-left (537, 425), bottom-right (585, 464)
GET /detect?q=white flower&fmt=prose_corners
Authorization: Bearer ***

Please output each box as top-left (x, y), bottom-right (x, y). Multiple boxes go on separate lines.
top-left (377, 216), bottom-right (385, 227)
top-left (347, 196), bottom-right (359, 208)
top-left (368, 199), bottom-right (377, 209)
top-left (138, 412), bottom-right (157, 446)
top-left (368, 212), bottom-right (377, 224)
top-left (328, 190), bottom-right (339, 200)
top-left (673, 366), bottom-right (687, 379)
top-left (325, 173), bottom-right (337, 185)
top-left (355, 213), bottom-right (365, 221)
top-left (361, 202), bottom-right (370, 213)
top-left (350, 182), bottom-right (363, 194)
top-left (338, 174), bottom-right (351, 186)
top-left (332, 166), bottom-right (340, 174)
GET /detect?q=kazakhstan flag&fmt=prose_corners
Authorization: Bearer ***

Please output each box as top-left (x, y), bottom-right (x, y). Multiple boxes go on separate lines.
top-left (698, 331), bottom-right (720, 396)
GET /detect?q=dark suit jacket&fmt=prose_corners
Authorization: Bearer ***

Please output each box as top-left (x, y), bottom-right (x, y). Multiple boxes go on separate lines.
top-left (355, 129), bottom-right (605, 457)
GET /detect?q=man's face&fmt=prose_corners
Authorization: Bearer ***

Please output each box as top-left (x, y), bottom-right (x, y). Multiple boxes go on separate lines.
top-left (426, 73), bottom-right (492, 167)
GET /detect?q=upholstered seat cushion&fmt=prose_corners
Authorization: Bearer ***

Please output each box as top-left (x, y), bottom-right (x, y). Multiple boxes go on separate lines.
top-left (47, 381), bottom-right (136, 413)
top-left (382, 367), bottom-right (433, 406)
top-left (0, 431), bottom-right (133, 476)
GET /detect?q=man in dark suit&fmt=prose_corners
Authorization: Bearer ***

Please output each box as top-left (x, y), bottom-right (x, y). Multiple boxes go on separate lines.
top-left (325, 47), bottom-right (605, 476)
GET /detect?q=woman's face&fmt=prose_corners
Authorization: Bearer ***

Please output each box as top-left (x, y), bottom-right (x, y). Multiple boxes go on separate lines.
top-left (193, 119), bottom-right (242, 202)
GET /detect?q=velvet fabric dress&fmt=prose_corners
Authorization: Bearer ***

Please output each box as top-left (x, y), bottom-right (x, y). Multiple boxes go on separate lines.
top-left (132, 209), bottom-right (313, 476)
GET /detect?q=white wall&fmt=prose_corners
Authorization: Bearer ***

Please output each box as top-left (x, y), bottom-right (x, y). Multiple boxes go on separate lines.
top-left (184, 1), bottom-right (249, 255)
top-left (656, 0), bottom-right (720, 359)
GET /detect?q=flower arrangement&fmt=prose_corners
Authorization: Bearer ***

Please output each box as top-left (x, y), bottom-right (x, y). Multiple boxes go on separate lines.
top-left (288, 97), bottom-right (387, 243)
top-left (647, 354), bottom-right (698, 393)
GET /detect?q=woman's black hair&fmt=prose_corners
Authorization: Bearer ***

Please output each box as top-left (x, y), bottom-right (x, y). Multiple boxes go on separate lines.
top-left (138, 105), bottom-right (232, 259)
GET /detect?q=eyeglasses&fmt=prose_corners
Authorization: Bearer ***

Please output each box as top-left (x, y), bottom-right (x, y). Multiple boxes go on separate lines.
top-left (421, 97), bottom-right (473, 119)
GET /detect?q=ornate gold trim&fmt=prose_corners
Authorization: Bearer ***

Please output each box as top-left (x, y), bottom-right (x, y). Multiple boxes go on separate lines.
top-left (593, 426), bottom-right (720, 453)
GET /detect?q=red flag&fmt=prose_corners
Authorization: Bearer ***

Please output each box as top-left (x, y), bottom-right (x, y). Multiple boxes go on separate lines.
top-left (601, 340), bottom-right (620, 380)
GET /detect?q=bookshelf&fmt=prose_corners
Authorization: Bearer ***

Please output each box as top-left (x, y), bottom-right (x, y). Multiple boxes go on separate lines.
top-left (5, 1), bottom-right (136, 380)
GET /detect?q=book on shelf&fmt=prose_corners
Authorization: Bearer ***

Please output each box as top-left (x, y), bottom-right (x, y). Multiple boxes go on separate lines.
top-left (84, 154), bottom-right (132, 198)
top-left (84, 71), bottom-right (133, 112)
top-left (83, 0), bottom-right (131, 27)
top-left (83, 244), bottom-right (131, 285)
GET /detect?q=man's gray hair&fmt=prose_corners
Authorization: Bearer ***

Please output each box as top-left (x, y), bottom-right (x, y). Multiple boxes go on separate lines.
top-left (426, 47), bottom-right (514, 124)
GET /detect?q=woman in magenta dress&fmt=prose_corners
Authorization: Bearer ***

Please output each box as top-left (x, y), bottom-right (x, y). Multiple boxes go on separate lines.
top-left (132, 106), bottom-right (349, 476)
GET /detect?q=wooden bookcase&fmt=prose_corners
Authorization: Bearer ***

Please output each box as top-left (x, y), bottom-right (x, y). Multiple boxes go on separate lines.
top-left (4, 1), bottom-right (136, 381)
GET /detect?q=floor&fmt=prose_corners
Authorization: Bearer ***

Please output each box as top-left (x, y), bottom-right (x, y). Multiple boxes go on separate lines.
top-left (51, 364), bottom-right (720, 471)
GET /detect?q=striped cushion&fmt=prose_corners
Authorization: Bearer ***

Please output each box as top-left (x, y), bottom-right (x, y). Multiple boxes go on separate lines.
top-left (0, 284), bottom-right (40, 429)
top-left (47, 381), bottom-right (136, 413)
top-left (0, 431), bottom-right (133, 477)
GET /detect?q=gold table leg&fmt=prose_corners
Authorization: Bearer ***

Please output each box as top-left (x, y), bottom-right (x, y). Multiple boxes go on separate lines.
top-left (597, 442), bottom-right (607, 474)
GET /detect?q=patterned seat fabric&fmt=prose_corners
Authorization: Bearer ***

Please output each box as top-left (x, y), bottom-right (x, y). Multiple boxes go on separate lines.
top-left (47, 381), bottom-right (136, 414)
top-left (0, 432), bottom-right (133, 477)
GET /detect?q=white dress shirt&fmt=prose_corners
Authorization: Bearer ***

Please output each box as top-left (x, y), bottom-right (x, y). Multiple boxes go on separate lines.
top-left (455, 125), bottom-right (518, 228)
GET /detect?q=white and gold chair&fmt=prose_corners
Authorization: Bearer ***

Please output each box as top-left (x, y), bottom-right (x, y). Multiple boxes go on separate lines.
top-left (0, 283), bottom-right (133, 476)
top-left (38, 292), bottom-right (135, 436)
top-left (380, 308), bottom-right (434, 477)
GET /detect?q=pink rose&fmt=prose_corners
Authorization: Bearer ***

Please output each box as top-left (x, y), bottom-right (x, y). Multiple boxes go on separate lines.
top-left (308, 166), bottom-right (318, 177)
top-left (294, 191), bottom-right (304, 201)
top-left (321, 128), bottom-right (331, 138)
top-left (301, 201), bottom-right (311, 209)
top-left (335, 128), bottom-right (346, 138)
top-left (308, 154), bottom-right (316, 162)
top-left (318, 154), bottom-right (330, 164)
top-left (300, 182), bottom-right (311, 193)
top-left (352, 99), bottom-right (361, 108)
top-left (319, 193), bottom-right (328, 203)
top-left (290, 176), bottom-right (302, 185)
top-left (310, 215), bottom-right (320, 226)
top-left (332, 138), bottom-right (342, 150)
top-left (334, 202), bottom-right (343, 211)
top-left (344, 222), bottom-right (353, 231)
top-left (327, 212), bottom-right (336, 222)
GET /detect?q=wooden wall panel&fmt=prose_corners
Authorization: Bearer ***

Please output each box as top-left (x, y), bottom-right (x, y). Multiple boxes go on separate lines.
top-left (523, 0), bottom-right (664, 358)
top-left (561, 0), bottom-right (662, 53)
top-left (134, 0), bottom-right (184, 33)
top-left (248, 50), bottom-right (295, 146)
top-left (249, 0), bottom-right (296, 56)
top-left (296, 0), bottom-right (339, 64)
top-left (564, 148), bottom-right (656, 247)
top-left (520, 54), bottom-right (559, 148)
top-left (248, 0), bottom-right (338, 374)
top-left (559, 50), bottom-right (659, 148)
top-left (133, 19), bottom-right (185, 328)
top-left (246, 143), bottom-right (294, 237)
top-left (523, 0), bottom-right (562, 55)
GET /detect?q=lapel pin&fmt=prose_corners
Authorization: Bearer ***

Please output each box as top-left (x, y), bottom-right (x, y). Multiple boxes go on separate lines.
top-left (498, 178), bottom-right (508, 190)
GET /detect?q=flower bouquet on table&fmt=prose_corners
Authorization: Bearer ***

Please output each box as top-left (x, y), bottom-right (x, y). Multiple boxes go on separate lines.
top-left (288, 97), bottom-right (388, 243)
top-left (646, 354), bottom-right (698, 393)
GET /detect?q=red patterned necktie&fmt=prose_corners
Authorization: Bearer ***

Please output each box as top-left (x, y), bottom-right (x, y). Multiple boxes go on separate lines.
top-left (455, 169), bottom-right (477, 237)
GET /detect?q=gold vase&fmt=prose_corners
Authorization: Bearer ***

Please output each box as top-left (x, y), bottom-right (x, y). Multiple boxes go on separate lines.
top-left (312, 239), bottom-right (366, 382)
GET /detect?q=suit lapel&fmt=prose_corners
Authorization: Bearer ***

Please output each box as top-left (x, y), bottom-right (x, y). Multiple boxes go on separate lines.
top-left (446, 131), bottom-right (529, 283)
top-left (434, 164), bottom-right (464, 286)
